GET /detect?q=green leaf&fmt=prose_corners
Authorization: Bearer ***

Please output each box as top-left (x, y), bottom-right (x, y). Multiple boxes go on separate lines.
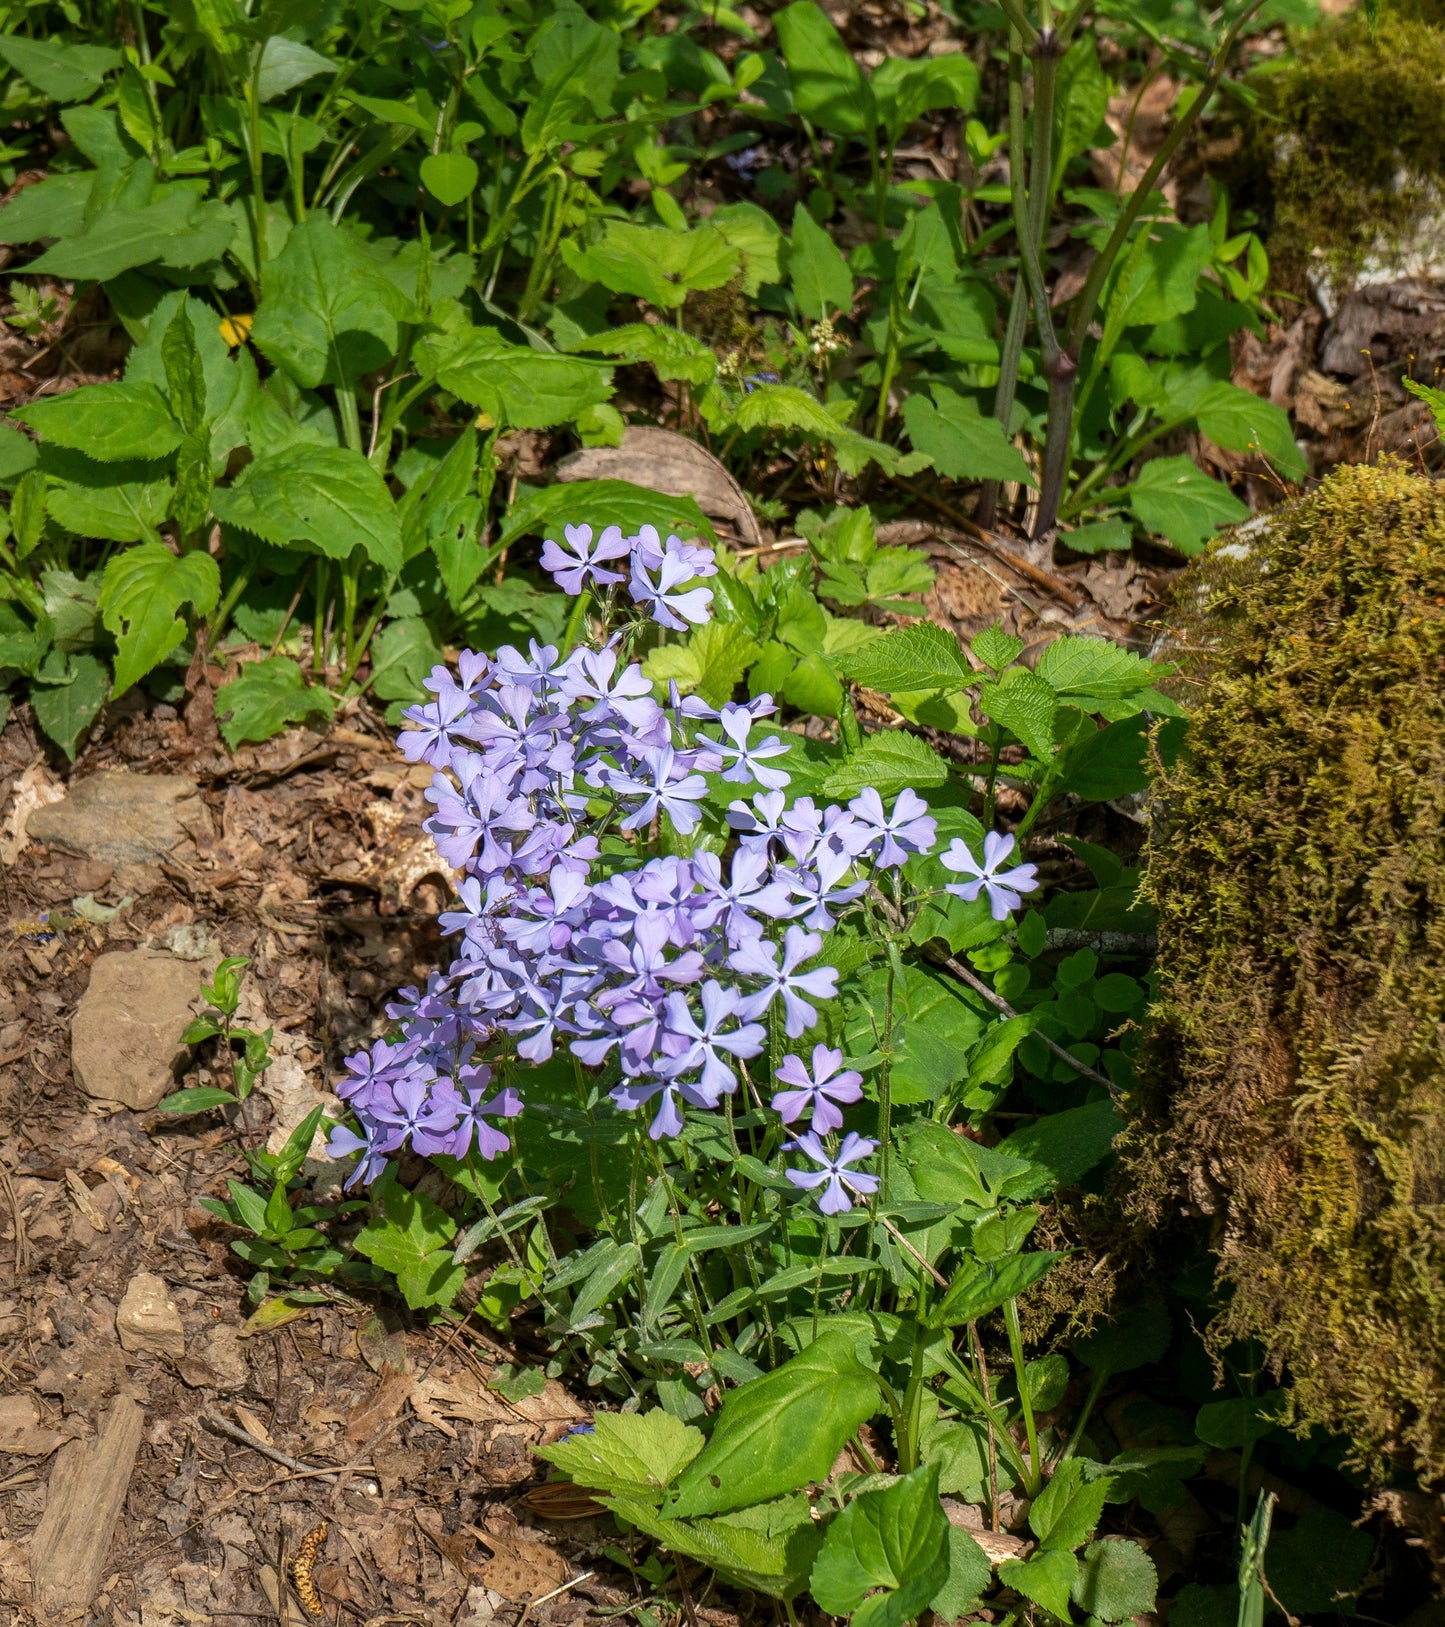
top-left (502, 479), bottom-right (715, 547)
top-left (773, 1), bottom-right (876, 139)
top-left (669, 1331), bottom-right (880, 1517)
top-left (1127, 455), bottom-right (1248, 555)
top-left (368, 615), bottom-right (443, 705)
top-left (734, 385), bottom-right (929, 477)
top-left (1000, 1548), bottom-right (1079, 1620)
top-left (809, 1465), bottom-right (951, 1627)
top-left (158, 1086), bottom-right (238, 1114)
top-left (417, 326), bottom-right (613, 430)
top-left (1193, 381), bottom-right (1305, 479)
top-left (17, 383), bottom-right (182, 463)
top-left (710, 202), bottom-right (785, 296)
top-left (215, 655), bottom-right (338, 748)
top-left (873, 54), bottom-right (980, 137)
top-left (99, 542), bottom-right (219, 696)
top-left (788, 203), bottom-right (853, 322)
top-left (420, 151), bottom-right (480, 207)
top-left (926, 1250), bottom-right (1063, 1329)
top-left (1075, 1305), bottom-right (1172, 1376)
top-left (980, 668), bottom-right (1056, 760)
top-left (1111, 224), bottom-right (1213, 329)
top-left (561, 221), bottom-right (740, 310)
top-left (1072, 1537), bottom-right (1158, 1622)
top-left (27, 190), bottom-right (235, 280)
top-left (996, 1101), bottom-right (1121, 1197)
top-left (1053, 36), bottom-right (1109, 172)
top-left (972, 624), bottom-right (1024, 672)
top-left (902, 387), bottom-right (1035, 486)
top-left (1030, 1459), bottom-right (1112, 1552)
top-left (931, 1525), bottom-right (993, 1620)
top-left (31, 652), bottom-right (109, 761)
top-left (820, 731), bottom-right (951, 799)
top-left (604, 1492), bottom-right (822, 1600)
top-left (1055, 715), bottom-right (1151, 801)
top-left (1403, 374), bottom-right (1445, 436)
top-left (0, 35), bottom-right (120, 102)
top-left (644, 621), bottom-right (760, 708)
top-left (834, 620), bottom-right (973, 695)
top-left (353, 1173), bottom-right (463, 1310)
top-left (536, 1410), bottom-right (704, 1499)
top-left (569, 324), bottom-right (717, 386)
top-left (213, 443), bottom-right (403, 570)
top-left (255, 35), bottom-right (335, 103)
top-left (251, 214), bottom-right (406, 389)
top-left (42, 450), bottom-right (171, 545)
top-left (1036, 636), bottom-right (1157, 704)
top-left (1265, 1508), bottom-right (1373, 1618)
top-left (1193, 1394), bottom-right (1284, 1450)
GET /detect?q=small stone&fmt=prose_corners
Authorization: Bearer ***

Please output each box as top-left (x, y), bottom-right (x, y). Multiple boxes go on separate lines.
top-left (71, 949), bottom-right (206, 1110)
top-left (178, 1324), bottom-right (248, 1391)
top-left (27, 772), bottom-right (201, 866)
top-left (116, 1273), bottom-right (185, 1359)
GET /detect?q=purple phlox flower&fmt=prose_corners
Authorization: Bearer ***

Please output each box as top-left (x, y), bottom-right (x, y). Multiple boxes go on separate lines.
top-left (499, 867), bottom-right (592, 956)
top-left (605, 744), bottom-right (708, 835)
top-left (424, 648), bottom-right (490, 701)
top-left (848, 787), bottom-right (938, 869)
top-left (438, 875), bottom-right (516, 952)
top-left (778, 845), bottom-right (869, 931)
top-left (400, 685), bottom-right (475, 766)
top-left (499, 975), bottom-right (575, 1062)
top-left (691, 846), bottom-right (780, 947)
top-left (630, 547), bottom-right (715, 632)
top-left (708, 702), bottom-right (792, 790)
top-left (493, 639), bottom-right (567, 699)
top-left (727, 789), bottom-right (789, 856)
top-left (784, 1131), bottom-right (880, 1215)
top-left (539, 522), bottom-right (630, 595)
top-left (772, 1044), bottom-right (864, 1135)
top-left (941, 830), bottom-right (1040, 920)
top-left (729, 925), bottom-right (839, 1036)
top-left (372, 1071), bottom-right (460, 1153)
top-left (337, 1037), bottom-right (411, 1111)
top-left (632, 525), bottom-right (716, 578)
top-left (667, 678), bottom-right (720, 726)
top-left (610, 1074), bottom-right (718, 1140)
top-left (408, 1079), bottom-right (468, 1157)
top-left (327, 1107), bottom-right (392, 1190)
top-left (444, 1077), bottom-right (522, 1161)
top-left (558, 643), bottom-right (659, 729)
top-left (659, 980), bottom-right (765, 1097)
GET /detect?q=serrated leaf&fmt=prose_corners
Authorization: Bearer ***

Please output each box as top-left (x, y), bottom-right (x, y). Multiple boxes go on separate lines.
top-left (734, 385), bottom-right (930, 477)
top-left (809, 1465), bottom-right (950, 1627)
top-left (0, 35), bottom-right (120, 102)
top-left (213, 443), bottom-right (402, 570)
top-left (214, 655), bottom-right (337, 748)
top-left (417, 326), bottom-right (613, 430)
top-left (603, 1492), bottom-right (822, 1600)
top-left (902, 386), bottom-right (1035, 486)
top-left (1030, 1458), bottom-right (1112, 1552)
top-left (669, 1331), bottom-right (879, 1517)
top-left (1072, 1537), bottom-right (1158, 1622)
top-left (1127, 455), bottom-right (1248, 555)
top-left (27, 190), bottom-right (235, 279)
top-left (1000, 1548), bottom-right (1079, 1619)
top-left (1193, 380), bottom-right (1305, 479)
top-left (536, 1410), bottom-right (704, 1498)
top-left (99, 542), bottom-right (219, 695)
top-left (31, 652), bottom-right (108, 761)
top-left (561, 220), bottom-right (740, 310)
top-left (972, 624), bottom-right (1024, 672)
top-left (17, 383), bottom-right (182, 463)
top-left (820, 731), bottom-right (951, 799)
top-left (788, 203), bottom-right (853, 321)
top-left (932, 1525), bottom-right (993, 1620)
top-left (979, 668), bottom-right (1056, 759)
top-left (1056, 715), bottom-right (1151, 801)
top-left (353, 1173), bottom-right (462, 1310)
top-left (368, 615), bottom-right (443, 705)
top-left (926, 1250), bottom-right (1063, 1329)
top-left (502, 478), bottom-right (715, 547)
top-left (569, 324), bottom-right (717, 386)
top-left (836, 621), bottom-right (973, 695)
top-left (644, 621), bottom-right (760, 708)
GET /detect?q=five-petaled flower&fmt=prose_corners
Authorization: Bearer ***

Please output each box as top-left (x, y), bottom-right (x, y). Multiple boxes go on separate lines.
top-left (785, 1131), bottom-right (880, 1215)
top-left (941, 830), bottom-right (1040, 920)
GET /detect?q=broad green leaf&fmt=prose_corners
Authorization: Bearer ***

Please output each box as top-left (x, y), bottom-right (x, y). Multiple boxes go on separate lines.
top-left (1193, 1394), bottom-right (1284, 1450)
top-left (124, 291), bottom-right (254, 467)
top-left (1036, 636), bottom-right (1157, 705)
top-left (604, 1492), bottom-right (822, 1600)
top-left (27, 190), bottom-right (235, 279)
top-left (872, 54), bottom-right (980, 136)
top-left (931, 1525), bottom-right (993, 1621)
top-left (0, 600), bottom-right (52, 675)
top-left (1000, 1548), bottom-right (1079, 1620)
top-left (0, 171), bottom-right (92, 244)
top-left (926, 1250), bottom-right (1063, 1329)
top-left (1064, 517), bottom-right (1133, 554)
top-left (922, 1418), bottom-right (993, 1500)
top-left (502, 479), bottom-right (715, 547)
top-left (1072, 1537), bottom-right (1158, 1623)
top-left (819, 731), bottom-right (951, 799)
top-left (773, 1), bottom-right (876, 138)
top-left (735, 385), bottom-right (929, 477)
top-left (1030, 1458), bottom-right (1112, 1552)
top-left (31, 651), bottom-right (108, 760)
top-left (352, 1172), bottom-right (462, 1310)
top-left (0, 35), bottom-right (120, 102)
top-left (838, 621), bottom-right (973, 694)
top-left (0, 424), bottom-right (37, 485)
top-left (536, 1410), bottom-right (703, 1498)
top-left (1265, 1508), bottom-right (1373, 1618)
top-left (1053, 36), bottom-right (1109, 173)
top-left (847, 962), bottom-right (993, 1105)
top-left (420, 151), bottom-right (480, 207)
top-left (40, 568), bottom-right (100, 652)
top-left (710, 201), bottom-right (785, 296)
top-left (18, 383), bottom-right (182, 463)
top-left (1076, 1304), bottom-right (1172, 1377)
top-left (368, 615), bottom-right (443, 705)
top-left (973, 624), bottom-right (1024, 672)
top-left (902, 386), bottom-right (1035, 486)
top-left (1194, 381), bottom-right (1305, 479)
top-left (255, 35), bottom-right (335, 103)
top-left (1111, 224), bottom-right (1213, 330)
top-left (251, 214), bottom-right (405, 389)
top-left (996, 1101), bottom-right (1121, 1197)
top-left (99, 542), bottom-right (219, 695)
top-left (980, 668), bottom-right (1057, 759)
top-left (644, 621), bottom-right (760, 708)
top-left (561, 221), bottom-right (740, 310)
top-left (213, 443), bottom-right (403, 570)
top-left (569, 324), bottom-right (717, 386)
top-left (417, 327), bottom-right (613, 430)
top-left (669, 1331), bottom-right (880, 1517)
top-left (788, 203), bottom-right (853, 322)
top-left (42, 452), bottom-right (171, 544)
top-left (214, 655), bottom-right (337, 748)
top-left (1127, 455), bottom-right (1248, 555)
top-left (1055, 715), bottom-right (1150, 801)
top-left (809, 1465), bottom-right (951, 1627)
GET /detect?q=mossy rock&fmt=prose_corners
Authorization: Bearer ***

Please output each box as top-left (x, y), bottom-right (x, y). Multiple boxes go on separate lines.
top-left (1117, 460), bottom-right (1445, 1490)
top-left (1239, 9), bottom-right (1445, 298)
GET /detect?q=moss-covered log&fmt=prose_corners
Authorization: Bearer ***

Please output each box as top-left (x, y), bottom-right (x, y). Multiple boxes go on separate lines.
top-left (1119, 461), bottom-right (1445, 1492)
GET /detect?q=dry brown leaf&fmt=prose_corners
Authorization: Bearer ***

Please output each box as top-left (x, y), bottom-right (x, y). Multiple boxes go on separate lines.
top-left (0, 761), bottom-right (65, 867)
top-left (0, 1394), bottom-right (67, 1456)
top-left (466, 1526), bottom-right (570, 1601)
top-left (346, 1370), bottom-right (414, 1448)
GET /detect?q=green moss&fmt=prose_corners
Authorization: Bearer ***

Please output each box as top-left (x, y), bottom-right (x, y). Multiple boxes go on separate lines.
top-left (1243, 12), bottom-right (1445, 294)
top-left (1118, 461), bottom-right (1445, 1489)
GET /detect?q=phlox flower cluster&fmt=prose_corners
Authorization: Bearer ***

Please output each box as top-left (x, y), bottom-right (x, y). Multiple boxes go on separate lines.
top-left (327, 520), bottom-right (1040, 1214)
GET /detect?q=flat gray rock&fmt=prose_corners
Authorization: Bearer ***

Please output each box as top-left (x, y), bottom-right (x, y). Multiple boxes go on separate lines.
top-left (27, 771), bottom-right (200, 866)
top-left (71, 949), bottom-right (206, 1111)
